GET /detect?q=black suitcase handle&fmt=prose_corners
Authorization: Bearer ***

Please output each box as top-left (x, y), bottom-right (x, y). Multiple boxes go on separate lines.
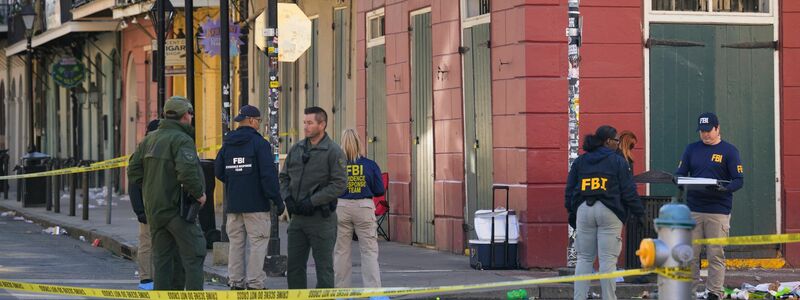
top-left (490, 185), bottom-right (511, 269)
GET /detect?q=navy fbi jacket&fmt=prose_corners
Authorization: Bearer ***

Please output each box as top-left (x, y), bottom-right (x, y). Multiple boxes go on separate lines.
top-left (675, 140), bottom-right (744, 215)
top-left (340, 157), bottom-right (385, 200)
top-left (214, 126), bottom-right (284, 213)
top-left (565, 147), bottom-right (644, 223)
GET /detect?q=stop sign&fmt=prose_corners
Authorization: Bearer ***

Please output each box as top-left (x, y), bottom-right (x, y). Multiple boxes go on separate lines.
top-left (255, 3), bottom-right (311, 62)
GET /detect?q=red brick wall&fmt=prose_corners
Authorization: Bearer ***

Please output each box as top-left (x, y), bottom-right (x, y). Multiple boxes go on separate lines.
top-left (517, 0), bottom-right (644, 268)
top-left (357, 0), bottom-right (466, 253)
top-left (781, 0), bottom-right (800, 266)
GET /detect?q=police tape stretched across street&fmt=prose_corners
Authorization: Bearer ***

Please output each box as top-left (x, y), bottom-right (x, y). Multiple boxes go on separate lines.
top-left (0, 267), bottom-right (690, 299)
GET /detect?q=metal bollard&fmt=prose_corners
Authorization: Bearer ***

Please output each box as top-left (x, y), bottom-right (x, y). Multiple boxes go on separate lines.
top-left (636, 198), bottom-right (696, 300)
top-left (45, 160), bottom-right (53, 211)
top-left (54, 159), bottom-right (62, 214)
top-left (82, 171), bottom-right (89, 221)
top-left (69, 173), bottom-right (76, 216)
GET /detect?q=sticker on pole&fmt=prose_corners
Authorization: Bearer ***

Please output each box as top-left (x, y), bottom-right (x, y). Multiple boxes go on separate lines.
top-left (255, 3), bottom-right (311, 62)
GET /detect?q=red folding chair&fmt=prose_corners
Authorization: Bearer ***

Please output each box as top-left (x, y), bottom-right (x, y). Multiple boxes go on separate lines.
top-left (373, 172), bottom-right (390, 241)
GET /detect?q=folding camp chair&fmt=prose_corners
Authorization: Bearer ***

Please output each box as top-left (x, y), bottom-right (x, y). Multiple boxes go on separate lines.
top-left (373, 172), bottom-right (390, 241)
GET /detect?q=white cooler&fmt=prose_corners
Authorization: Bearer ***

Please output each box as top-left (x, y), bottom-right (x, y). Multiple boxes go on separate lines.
top-left (474, 209), bottom-right (519, 241)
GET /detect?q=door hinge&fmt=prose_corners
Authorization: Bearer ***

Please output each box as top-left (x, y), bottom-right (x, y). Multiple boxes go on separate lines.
top-left (462, 223), bottom-right (472, 232)
top-left (414, 136), bottom-right (420, 145)
top-left (430, 219), bottom-right (435, 225)
top-left (721, 41), bottom-right (779, 50)
top-left (332, 22), bottom-right (336, 30)
top-left (304, 83), bottom-right (309, 90)
top-left (458, 46), bottom-right (470, 54)
top-left (645, 38), bottom-right (705, 48)
top-left (473, 139), bottom-right (480, 149)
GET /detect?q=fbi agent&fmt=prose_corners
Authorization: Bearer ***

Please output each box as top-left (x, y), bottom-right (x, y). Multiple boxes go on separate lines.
top-left (676, 112), bottom-right (743, 300)
top-left (214, 105), bottom-right (284, 290)
top-left (565, 125), bottom-right (645, 300)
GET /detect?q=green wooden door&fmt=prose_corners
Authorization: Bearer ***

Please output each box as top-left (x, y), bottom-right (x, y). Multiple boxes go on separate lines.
top-left (463, 23), bottom-right (493, 241)
top-left (649, 24), bottom-right (775, 237)
top-left (366, 45), bottom-right (387, 171)
top-left (333, 8), bottom-right (348, 141)
top-left (411, 12), bottom-right (435, 246)
top-left (306, 18), bottom-right (319, 108)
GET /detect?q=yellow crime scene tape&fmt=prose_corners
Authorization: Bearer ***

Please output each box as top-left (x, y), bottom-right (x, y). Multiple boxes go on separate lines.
top-left (0, 268), bottom-right (688, 300)
top-left (694, 232), bottom-right (800, 246)
top-left (0, 145), bottom-right (222, 181)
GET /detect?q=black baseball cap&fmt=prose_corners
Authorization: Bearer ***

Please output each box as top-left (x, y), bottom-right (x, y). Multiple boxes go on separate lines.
top-left (697, 112), bottom-right (719, 132)
top-left (233, 105), bottom-right (261, 122)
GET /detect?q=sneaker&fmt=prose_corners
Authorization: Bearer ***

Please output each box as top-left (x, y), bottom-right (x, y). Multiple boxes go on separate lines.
top-left (138, 281), bottom-right (154, 290)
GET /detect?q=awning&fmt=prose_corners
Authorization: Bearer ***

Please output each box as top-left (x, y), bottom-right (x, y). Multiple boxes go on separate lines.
top-left (6, 20), bottom-right (119, 56)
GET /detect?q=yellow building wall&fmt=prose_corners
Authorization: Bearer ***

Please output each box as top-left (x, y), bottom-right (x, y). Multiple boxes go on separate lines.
top-left (171, 7), bottom-right (244, 210)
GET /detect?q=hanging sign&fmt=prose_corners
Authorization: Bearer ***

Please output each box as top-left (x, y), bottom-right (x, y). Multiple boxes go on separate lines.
top-left (199, 18), bottom-right (243, 57)
top-left (51, 58), bottom-right (86, 88)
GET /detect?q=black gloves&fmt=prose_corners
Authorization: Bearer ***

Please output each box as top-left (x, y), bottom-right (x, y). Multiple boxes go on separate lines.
top-left (136, 213), bottom-right (147, 224)
top-left (298, 197), bottom-right (315, 216)
top-left (285, 196), bottom-right (297, 215)
top-left (568, 212), bottom-right (577, 229)
top-left (706, 184), bottom-right (728, 193)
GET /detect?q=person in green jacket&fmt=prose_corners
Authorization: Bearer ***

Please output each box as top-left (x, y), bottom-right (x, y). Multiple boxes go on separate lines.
top-left (127, 96), bottom-right (207, 290)
top-left (280, 106), bottom-right (348, 289)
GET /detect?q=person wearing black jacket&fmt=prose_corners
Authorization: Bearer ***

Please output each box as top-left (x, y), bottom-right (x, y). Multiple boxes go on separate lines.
top-left (214, 105), bottom-right (285, 290)
top-left (565, 125), bottom-right (645, 300)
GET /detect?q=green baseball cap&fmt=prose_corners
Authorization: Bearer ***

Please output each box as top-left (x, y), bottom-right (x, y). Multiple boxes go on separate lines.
top-left (164, 96), bottom-right (193, 118)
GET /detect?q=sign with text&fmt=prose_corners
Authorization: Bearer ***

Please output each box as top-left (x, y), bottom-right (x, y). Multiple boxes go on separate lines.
top-left (51, 58), bottom-right (86, 88)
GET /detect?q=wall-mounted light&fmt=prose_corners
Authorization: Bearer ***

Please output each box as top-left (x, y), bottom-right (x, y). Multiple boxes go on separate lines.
top-left (131, 16), bottom-right (138, 24)
top-left (120, 19), bottom-right (128, 29)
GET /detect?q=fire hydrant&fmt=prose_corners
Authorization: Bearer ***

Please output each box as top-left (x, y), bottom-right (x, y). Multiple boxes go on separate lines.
top-left (636, 199), bottom-right (696, 300)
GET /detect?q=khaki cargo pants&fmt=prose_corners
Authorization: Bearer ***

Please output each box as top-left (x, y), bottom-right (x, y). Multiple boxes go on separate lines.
top-left (691, 212), bottom-right (730, 298)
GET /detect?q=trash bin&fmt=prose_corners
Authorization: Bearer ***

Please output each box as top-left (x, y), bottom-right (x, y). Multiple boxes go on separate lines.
top-left (198, 159), bottom-right (220, 249)
top-left (624, 170), bottom-right (677, 283)
top-left (21, 152), bottom-right (51, 207)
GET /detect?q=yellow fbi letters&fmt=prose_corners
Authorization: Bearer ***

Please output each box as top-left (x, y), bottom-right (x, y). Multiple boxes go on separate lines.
top-left (581, 177), bottom-right (608, 192)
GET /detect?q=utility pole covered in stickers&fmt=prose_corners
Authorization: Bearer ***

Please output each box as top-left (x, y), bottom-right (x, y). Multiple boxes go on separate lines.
top-left (566, 0), bottom-right (582, 268)
top-left (264, 0), bottom-right (287, 276)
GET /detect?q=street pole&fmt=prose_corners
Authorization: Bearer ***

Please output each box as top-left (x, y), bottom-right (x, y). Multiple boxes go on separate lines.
top-left (264, 0), bottom-right (286, 277)
top-left (157, 0), bottom-right (166, 115)
top-left (220, 0), bottom-right (231, 243)
top-left (566, 0), bottom-right (582, 269)
top-left (185, 0), bottom-right (194, 108)
top-left (26, 36), bottom-right (34, 152)
top-left (238, 0), bottom-right (248, 106)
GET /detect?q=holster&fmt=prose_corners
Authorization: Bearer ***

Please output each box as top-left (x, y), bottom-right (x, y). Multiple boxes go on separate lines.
top-left (179, 189), bottom-right (200, 224)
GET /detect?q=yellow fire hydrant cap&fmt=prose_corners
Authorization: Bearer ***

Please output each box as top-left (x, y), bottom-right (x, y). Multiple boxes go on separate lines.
top-left (636, 238), bottom-right (656, 268)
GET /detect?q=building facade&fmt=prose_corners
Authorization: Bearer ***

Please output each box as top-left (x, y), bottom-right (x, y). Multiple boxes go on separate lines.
top-left (358, 0), bottom-right (800, 268)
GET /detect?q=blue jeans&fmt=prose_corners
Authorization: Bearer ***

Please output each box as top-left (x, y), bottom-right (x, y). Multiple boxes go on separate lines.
top-left (573, 202), bottom-right (623, 300)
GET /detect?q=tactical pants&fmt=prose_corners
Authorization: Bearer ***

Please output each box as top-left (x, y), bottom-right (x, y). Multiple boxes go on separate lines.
top-left (151, 216), bottom-right (207, 290)
top-left (226, 212), bottom-right (271, 289)
top-left (138, 223), bottom-right (153, 281)
top-left (691, 212), bottom-right (730, 299)
top-left (287, 210), bottom-right (337, 289)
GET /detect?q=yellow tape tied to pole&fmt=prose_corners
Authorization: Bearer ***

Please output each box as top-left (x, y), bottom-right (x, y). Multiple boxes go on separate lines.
top-left (694, 233), bottom-right (800, 246)
top-left (0, 145), bottom-right (222, 181)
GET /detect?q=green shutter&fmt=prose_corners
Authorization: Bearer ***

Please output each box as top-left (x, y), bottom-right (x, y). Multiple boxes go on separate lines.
top-left (412, 12), bottom-right (435, 246)
top-left (333, 8), bottom-right (348, 142)
top-left (649, 24), bottom-right (776, 239)
top-left (463, 23), bottom-right (493, 240)
top-left (366, 45), bottom-right (387, 170)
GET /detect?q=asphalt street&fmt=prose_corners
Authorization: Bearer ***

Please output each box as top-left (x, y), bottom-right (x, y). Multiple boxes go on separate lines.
top-left (0, 212), bottom-right (227, 299)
